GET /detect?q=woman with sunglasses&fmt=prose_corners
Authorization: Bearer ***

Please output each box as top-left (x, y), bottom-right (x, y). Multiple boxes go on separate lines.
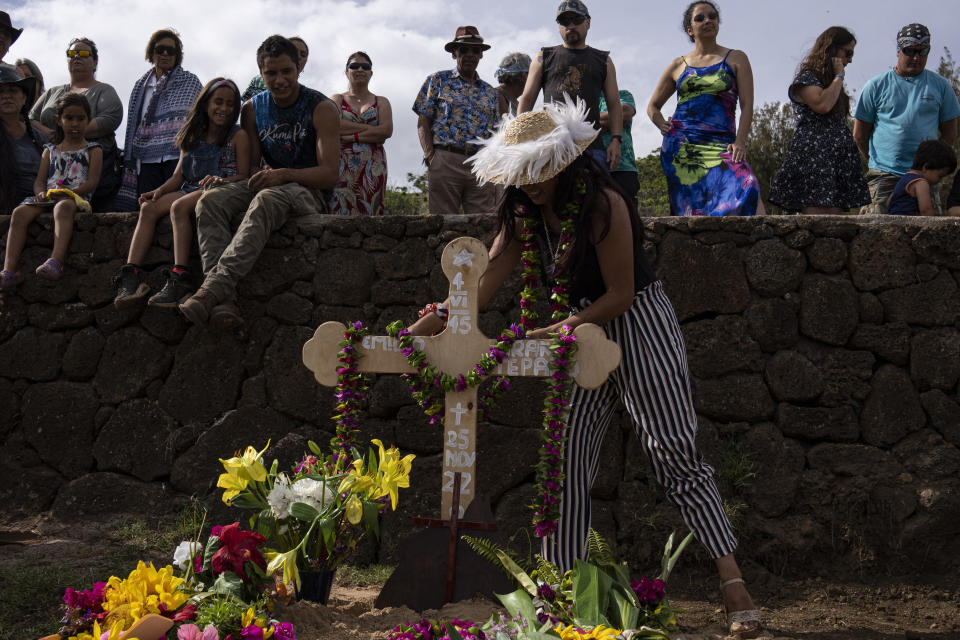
top-left (769, 27), bottom-right (869, 214)
top-left (647, 1), bottom-right (763, 216)
top-left (29, 37), bottom-right (123, 212)
top-left (329, 52), bottom-right (393, 216)
top-left (114, 29), bottom-right (202, 211)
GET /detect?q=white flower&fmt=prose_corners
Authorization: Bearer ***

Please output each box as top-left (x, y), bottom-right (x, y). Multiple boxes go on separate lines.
top-left (291, 477), bottom-right (336, 512)
top-left (267, 473), bottom-right (296, 519)
top-left (173, 540), bottom-right (202, 571)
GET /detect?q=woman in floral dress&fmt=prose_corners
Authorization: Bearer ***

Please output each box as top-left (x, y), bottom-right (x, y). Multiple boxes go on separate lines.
top-left (769, 27), bottom-right (869, 214)
top-left (646, 1), bottom-right (763, 216)
top-left (329, 52), bottom-right (393, 216)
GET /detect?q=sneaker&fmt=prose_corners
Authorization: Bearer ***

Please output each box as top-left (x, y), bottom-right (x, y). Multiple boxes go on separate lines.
top-left (210, 300), bottom-right (244, 332)
top-left (179, 288), bottom-right (218, 326)
top-left (36, 257), bottom-right (64, 281)
top-left (113, 264), bottom-right (150, 310)
top-left (0, 269), bottom-right (24, 290)
top-left (148, 270), bottom-right (194, 308)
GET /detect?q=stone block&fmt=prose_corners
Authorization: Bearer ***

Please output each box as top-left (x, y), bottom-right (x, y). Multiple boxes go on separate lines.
top-left (799, 345), bottom-right (874, 406)
top-left (373, 238), bottom-right (434, 279)
top-left (264, 325), bottom-right (335, 423)
top-left (858, 292), bottom-right (884, 324)
top-left (764, 351), bottom-right (823, 402)
top-left (879, 270), bottom-right (960, 326)
top-left (799, 274), bottom-right (858, 346)
top-left (0, 326), bottom-right (64, 381)
top-left (805, 237), bottom-right (847, 274)
top-left (744, 239), bottom-right (806, 296)
top-left (0, 462), bottom-right (63, 521)
top-left (911, 223), bottom-right (960, 269)
top-left (22, 381), bottom-right (98, 477)
top-left (849, 323), bottom-right (911, 365)
top-left (910, 328), bottom-right (960, 390)
top-left (683, 315), bottom-right (763, 377)
top-left (692, 373), bottom-right (775, 422)
top-left (51, 472), bottom-right (180, 521)
top-left (158, 328), bottom-right (246, 424)
top-left (919, 389), bottom-right (960, 448)
top-left (892, 429), bottom-right (960, 481)
top-left (78, 260), bottom-right (123, 307)
top-left (63, 326), bottom-right (105, 380)
top-left (370, 278), bottom-right (430, 307)
top-left (806, 442), bottom-right (902, 477)
top-left (777, 404), bottom-right (858, 442)
top-left (743, 424), bottom-right (804, 517)
top-left (861, 364), bottom-right (925, 447)
top-left (139, 306), bottom-right (189, 344)
top-left (848, 226), bottom-right (916, 291)
top-left (27, 302), bottom-right (94, 330)
top-left (266, 291), bottom-right (314, 325)
top-left (745, 297), bottom-right (798, 352)
top-left (0, 295), bottom-right (28, 343)
top-left (237, 248), bottom-right (313, 299)
top-left (313, 248), bottom-right (374, 306)
top-left (94, 327), bottom-right (171, 404)
top-left (93, 399), bottom-right (177, 481)
top-left (656, 233), bottom-right (750, 321)
top-left (477, 424), bottom-right (540, 503)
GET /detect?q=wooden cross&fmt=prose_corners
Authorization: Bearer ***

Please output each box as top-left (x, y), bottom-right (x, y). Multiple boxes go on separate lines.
top-left (303, 236), bottom-right (622, 521)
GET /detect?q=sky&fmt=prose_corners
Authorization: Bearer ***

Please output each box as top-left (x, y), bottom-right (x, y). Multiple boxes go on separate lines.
top-left (5, 0), bottom-right (960, 189)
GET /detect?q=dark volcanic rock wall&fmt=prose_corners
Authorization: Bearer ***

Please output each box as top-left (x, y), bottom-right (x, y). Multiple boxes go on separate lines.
top-left (2, 212), bottom-right (959, 576)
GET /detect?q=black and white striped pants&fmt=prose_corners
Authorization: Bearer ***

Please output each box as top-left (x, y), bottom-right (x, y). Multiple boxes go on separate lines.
top-left (540, 280), bottom-right (737, 570)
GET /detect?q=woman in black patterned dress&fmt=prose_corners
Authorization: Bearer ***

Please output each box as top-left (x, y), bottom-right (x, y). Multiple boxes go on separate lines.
top-left (769, 26), bottom-right (869, 214)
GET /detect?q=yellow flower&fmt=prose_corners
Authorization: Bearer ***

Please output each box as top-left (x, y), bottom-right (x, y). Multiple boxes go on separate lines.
top-left (101, 562), bottom-right (188, 630)
top-left (553, 624), bottom-right (622, 640)
top-left (371, 439), bottom-right (414, 510)
top-left (217, 441), bottom-right (270, 504)
top-left (266, 549), bottom-right (301, 590)
top-left (338, 458), bottom-right (375, 495)
top-left (345, 494), bottom-right (363, 524)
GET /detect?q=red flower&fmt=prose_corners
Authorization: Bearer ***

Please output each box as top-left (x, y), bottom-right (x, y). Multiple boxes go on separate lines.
top-left (211, 522), bottom-right (267, 581)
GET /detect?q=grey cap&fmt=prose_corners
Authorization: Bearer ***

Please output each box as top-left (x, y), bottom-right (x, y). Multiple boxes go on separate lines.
top-left (897, 23), bottom-right (931, 50)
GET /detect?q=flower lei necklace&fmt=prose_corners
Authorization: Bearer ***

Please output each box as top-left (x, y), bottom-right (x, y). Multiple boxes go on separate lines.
top-left (332, 321), bottom-right (369, 472)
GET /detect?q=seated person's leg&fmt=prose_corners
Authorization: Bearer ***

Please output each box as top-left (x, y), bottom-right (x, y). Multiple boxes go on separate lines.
top-left (195, 180), bottom-right (253, 275)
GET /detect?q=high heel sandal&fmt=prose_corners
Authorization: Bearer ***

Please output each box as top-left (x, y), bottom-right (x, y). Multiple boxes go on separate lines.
top-left (721, 577), bottom-right (762, 638)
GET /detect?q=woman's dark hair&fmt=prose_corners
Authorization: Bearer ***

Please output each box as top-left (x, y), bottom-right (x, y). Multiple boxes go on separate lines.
top-left (175, 78), bottom-right (241, 151)
top-left (14, 58), bottom-right (44, 105)
top-left (493, 154), bottom-right (642, 293)
top-left (68, 37), bottom-right (98, 62)
top-left (682, 1), bottom-right (720, 42)
top-left (256, 35), bottom-right (299, 71)
top-left (912, 139), bottom-right (958, 173)
top-left (797, 26), bottom-right (855, 117)
top-left (289, 37), bottom-right (309, 57)
top-left (145, 28), bottom-right (184, 68)
top-left (52, 92), bottom-right (92, 143)
top-left (346, 51), bottom-right (372, 67)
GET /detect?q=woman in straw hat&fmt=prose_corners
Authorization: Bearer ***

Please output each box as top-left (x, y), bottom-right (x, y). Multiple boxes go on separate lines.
top-left (410, 96), bottom-right (762, 639)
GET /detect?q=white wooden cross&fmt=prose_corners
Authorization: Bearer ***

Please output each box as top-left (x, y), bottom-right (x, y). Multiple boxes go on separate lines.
top-left (303, 236), bottom-right (622, 520)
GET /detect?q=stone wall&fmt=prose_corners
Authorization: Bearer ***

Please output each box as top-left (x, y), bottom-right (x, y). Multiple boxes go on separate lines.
top-left (2, 212), bottom-right (959, 577)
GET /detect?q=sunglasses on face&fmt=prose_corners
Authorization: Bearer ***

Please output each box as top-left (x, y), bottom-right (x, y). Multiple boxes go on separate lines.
top-left (457, 46), bottom-right (483, 55)
top-left (347, 62), bottom-right (372, 70)
top-left (557, 14), bottom-right (587, 27)
top-left (693, 11), bottom-right (719, 22)
top-left (154, 45), bottom-right (177, 56)
top-left (66, 49), bottom-right (92, 58)
top-left (901, 46), bottom-right (930, 58)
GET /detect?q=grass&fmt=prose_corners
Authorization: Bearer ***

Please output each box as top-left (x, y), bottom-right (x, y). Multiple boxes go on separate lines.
top-left (718, 437), bottom-right (758, 492)
top-left (336, 563), bottom-right (396, 586)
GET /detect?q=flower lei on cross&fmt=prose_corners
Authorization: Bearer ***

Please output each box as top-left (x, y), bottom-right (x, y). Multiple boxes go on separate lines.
top-left (384, 320), bottom-right (527, 425)
top-left (331, 321), bottom-right (369, 471)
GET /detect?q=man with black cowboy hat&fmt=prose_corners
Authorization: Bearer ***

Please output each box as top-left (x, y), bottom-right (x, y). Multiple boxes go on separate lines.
top-left (413, 25), bottom-right (506, 214)
top-left (518, 0), bottom-right (623, 173)
top-left (0, 11), bottom-right (24, 65)
top-left (853, 23), bottom-right (960, 215)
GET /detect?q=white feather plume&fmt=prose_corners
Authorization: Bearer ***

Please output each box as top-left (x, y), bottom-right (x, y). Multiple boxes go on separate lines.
top-left (467, 94), bottom-right (599, 185)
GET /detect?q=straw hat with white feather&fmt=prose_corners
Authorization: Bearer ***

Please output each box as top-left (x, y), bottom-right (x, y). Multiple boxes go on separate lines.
top-left (467, 94), bottom-right (599, 186)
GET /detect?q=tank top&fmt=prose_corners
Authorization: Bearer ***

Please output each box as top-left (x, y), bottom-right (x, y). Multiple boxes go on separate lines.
top-left (252, 85), bottom-right (328, 169)
top-left (541, 45), bottom-right (608, 150)
top-left (886, 172), bottom-right (925, 216)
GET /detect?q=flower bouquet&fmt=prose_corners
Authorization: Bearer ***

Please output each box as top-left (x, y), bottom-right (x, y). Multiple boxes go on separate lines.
top-left (462, 529), bottom-right (694, 640)
top-left (216, 438), bottom-right (414, 599)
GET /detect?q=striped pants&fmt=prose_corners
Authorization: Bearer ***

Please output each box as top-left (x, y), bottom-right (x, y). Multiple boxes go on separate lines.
top-left (540, 281), bottom-right (737, 570)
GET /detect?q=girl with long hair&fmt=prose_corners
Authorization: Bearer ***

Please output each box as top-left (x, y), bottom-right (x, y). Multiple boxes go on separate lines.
top-left (112, 78), bottom-right (249, 309)
top-left (769, 26), bottom-right (870, 214)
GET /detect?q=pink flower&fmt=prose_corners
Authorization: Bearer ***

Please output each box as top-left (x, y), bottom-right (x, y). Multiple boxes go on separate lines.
top-left (271, 622), bottom-right (296, 640)
top-left (178, 624), bottom-right (220, 640)
top-left (240, 625), bottom-right (264, 640)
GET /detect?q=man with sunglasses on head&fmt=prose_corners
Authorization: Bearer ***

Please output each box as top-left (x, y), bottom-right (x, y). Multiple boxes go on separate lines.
top-left (414, 25), bottom-right (507, 215)
top-left (853, 23), bottom-right (960, 215)
top-left (518, 0), bottom-right (622, 173)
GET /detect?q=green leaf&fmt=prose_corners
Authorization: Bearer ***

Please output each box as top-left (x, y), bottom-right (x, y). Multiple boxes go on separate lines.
top-left (570, 559), bottom-right (612, 627)
top-left (516, 632), bottom-right (560, 640)
top-left (308, 440), bottom-right (322, 456)
top-left (228, 493), bottom-right (263, 510)
top-left (210, 572), bottom-right (244, 598)
top-left (495, 588), bottom-right (538, 627)
top-left (495, 549), bottom-right (538, 596)
top-left (363, 500), bottom-right (380, 539)
top-left (445, 624), bottom-right (464, 640)
top-left (658, 530), bottom-right (695, 582)
top-left (289, 501), bottom-right (321, 522)
top-left (202, 535), bottom-right (219, 571)
top-left (269, 458), bottom-right (279, 475)
top-left (609, 588), bottom-right (639, 630)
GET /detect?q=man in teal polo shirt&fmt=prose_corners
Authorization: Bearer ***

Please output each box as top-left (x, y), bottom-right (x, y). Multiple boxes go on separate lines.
top-left (853, 23), bottom-right (960, 214)
top-left (600, 89), bottom-right (638, 210)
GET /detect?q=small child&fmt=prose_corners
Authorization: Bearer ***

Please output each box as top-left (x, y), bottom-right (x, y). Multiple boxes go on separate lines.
top-left (113, 78), bottom-right (249, 308)
top-left (1, 93), bottom-right (102, 289)
top-left (886, 139), bottom-right (957, 216)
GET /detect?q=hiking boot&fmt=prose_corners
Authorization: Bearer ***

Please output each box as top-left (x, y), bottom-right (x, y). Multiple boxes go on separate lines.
top-left (148, 270), bottom-right (194, 308)
top-left (113, 264), bottom-right (149, 309)
top-left (179, 288), bottom-right (218, 326)
top-left (210, 300), bottom-right (244, 332)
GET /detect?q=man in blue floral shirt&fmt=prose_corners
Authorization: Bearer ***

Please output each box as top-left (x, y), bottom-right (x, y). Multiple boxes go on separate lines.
top-left (414, 26), bottom-right (506, 214)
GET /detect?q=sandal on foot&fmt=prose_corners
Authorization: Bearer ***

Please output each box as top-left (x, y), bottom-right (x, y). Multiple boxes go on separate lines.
top-left (0, 269), bottom-right (24, 290)
top-left (35, 258), bottom-right (64, 280)
top-left (721, 577), bottom-right (762, 639)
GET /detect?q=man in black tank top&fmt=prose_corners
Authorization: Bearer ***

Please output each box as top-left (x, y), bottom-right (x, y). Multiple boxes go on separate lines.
top-left (518, 0), bottom-right (623, 172)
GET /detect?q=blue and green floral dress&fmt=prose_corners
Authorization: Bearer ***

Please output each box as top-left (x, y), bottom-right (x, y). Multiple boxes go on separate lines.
top-left (660, 51), bottom-right (760, 216)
